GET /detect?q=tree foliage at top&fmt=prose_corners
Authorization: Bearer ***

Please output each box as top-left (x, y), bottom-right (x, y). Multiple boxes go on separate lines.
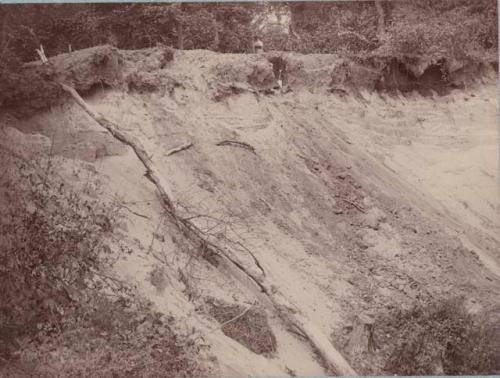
top-left (288, 0), bottom-right (497, 60)
top-left (0, 1), bottom-right (497, 68)
top-left (377, 298), bottom-right (500, 375)
top-left (288, 1), bottom-right (381, 53)
top-left (0, 2), bottom-right (262, 68)
top-left (381, 0), bottom-right (498, 61)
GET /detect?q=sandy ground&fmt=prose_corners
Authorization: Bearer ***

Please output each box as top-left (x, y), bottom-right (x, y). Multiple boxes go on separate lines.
top-left (1, 50), bottom-right (499, 376)
top-left (304, 85), bottom-right (500, 271)
top-left (321, 86), bottom-right (500, 275)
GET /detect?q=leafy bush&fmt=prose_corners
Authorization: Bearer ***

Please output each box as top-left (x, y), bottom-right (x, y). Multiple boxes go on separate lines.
top-left (0, 158), bottom-right (116, 358)
top-left (381, 1), bottom-right (498, 62)
top-left (0, 155), bottom-right (211, 376)
top-left (289, 0), bottom-right (497, 61)
top-left (289, 1), bottom-right (380, 54)
top-left (376, 298), bottom-right (500, 375)
top-left (11, 296), bottom-right (209, 377)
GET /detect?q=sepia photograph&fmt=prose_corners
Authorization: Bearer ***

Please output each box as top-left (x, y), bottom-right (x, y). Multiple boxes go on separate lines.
top-left (0, 1), bottom-right (499, 376)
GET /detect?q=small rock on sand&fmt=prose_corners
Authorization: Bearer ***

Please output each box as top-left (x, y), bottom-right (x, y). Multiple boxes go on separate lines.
top-left (363, 207), bottom-right (387, 230)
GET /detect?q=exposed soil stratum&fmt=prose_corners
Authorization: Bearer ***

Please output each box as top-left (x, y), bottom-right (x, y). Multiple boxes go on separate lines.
top-left (1, 46), bottom-right (499, 376)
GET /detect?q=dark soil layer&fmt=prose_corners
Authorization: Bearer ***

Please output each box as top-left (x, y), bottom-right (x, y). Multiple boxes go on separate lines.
top-left (1, 45), bottom-right (497, 118)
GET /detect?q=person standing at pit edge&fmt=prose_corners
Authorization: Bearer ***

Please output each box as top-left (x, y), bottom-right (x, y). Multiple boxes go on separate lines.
top-left (253, 36), bottom-right (264, 53)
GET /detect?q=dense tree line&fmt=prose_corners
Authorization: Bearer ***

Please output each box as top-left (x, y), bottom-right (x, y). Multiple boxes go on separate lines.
top-left (0, 1), bottom-right (497, 70)
top-left (289, 0), bottom-right (497, 59)
top-left (0, 3), bottom-right (260, 68)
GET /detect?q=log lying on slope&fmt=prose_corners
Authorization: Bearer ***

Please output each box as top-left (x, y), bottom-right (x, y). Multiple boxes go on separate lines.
top-left (60, 83), bottom-right (175, 213)
top-left (60, 83), bottom-right (358, 377)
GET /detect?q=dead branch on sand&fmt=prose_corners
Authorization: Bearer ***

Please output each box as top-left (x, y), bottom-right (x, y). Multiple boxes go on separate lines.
top-left (341, 198), bottom-right (366, 213)
top-left (216, 140), bottom-right (256, 154)
top-left (118, 203), bottom-right (151, 220)
top-left (166, 142), bottom-right (194, 156)
top-left (35, 44), bottom-right (48, 64)
top-left (60, 83), bottom-right (176, 213)
top-left (60, 83), bottom-right (358, 377)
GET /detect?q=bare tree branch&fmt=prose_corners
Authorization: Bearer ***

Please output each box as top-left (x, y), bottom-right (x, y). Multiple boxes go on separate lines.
top-left (216, 140), bottom-right (256, 154)
top-left (166, 142), bottom-right (193, 156)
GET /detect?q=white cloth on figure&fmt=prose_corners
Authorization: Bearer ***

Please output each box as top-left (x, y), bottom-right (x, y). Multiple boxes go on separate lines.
top-left (254, 40), bottom-right (264, 52)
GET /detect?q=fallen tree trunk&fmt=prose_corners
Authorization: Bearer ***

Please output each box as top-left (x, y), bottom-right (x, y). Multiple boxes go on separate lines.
top-left (60, 83), bottom-right (358, 376)
top-left (296, 312), bottom-right (359, 375)
top-left (60, 83), bottom-right (176, 213)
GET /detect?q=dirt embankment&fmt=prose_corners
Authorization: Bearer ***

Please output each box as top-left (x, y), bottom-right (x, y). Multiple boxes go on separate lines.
top-left (1, 46), bottom-right (499, 376)
top-left (1, 45), bottom-right (497, 117)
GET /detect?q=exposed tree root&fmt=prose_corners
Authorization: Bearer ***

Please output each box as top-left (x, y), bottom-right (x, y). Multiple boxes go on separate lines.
top-left (118, 203), bottom-right (151, 220)
top-left (60, 83), bottom-right (358, 376)
top-left (216, 140), bottom-right (256, 154)
top-left (166, 142), bottom-right (194, 156)
top-left (233, 240), bottom-right (266, 277)
top-left (341, 198), bottom-right (366, 213)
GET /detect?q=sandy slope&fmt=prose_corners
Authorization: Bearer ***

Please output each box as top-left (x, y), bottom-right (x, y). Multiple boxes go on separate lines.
top-left (322, 86), bottom-right (500, 275)
top-left (1, 49), bottom-right (499, 376)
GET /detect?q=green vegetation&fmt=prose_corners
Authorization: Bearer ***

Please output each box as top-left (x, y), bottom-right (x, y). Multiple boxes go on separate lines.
top-left (0, 3), bottom-right (258, 68)
top-left (0, 157), bottom-right (208, 376)
top-left (1, 1), bottom-right (497, 67)
top-left (375, 298), bottom-right (500, 375)
top-left (0, 158), bottom-right (115, 354)
top-left (289, 1), bottom-right (497, 60)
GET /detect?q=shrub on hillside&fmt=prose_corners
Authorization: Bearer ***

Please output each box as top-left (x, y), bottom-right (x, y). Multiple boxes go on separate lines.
top-left (376, 298), bottom-right (500, 375)
top-left (0, 158), bottom-right (116, 359)
top-left (11, 297), bottom-right (209, 377)
top-left (0, 156), bottom-right (212, 376)
top-left (381, 1), bottom-right (498, 62)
